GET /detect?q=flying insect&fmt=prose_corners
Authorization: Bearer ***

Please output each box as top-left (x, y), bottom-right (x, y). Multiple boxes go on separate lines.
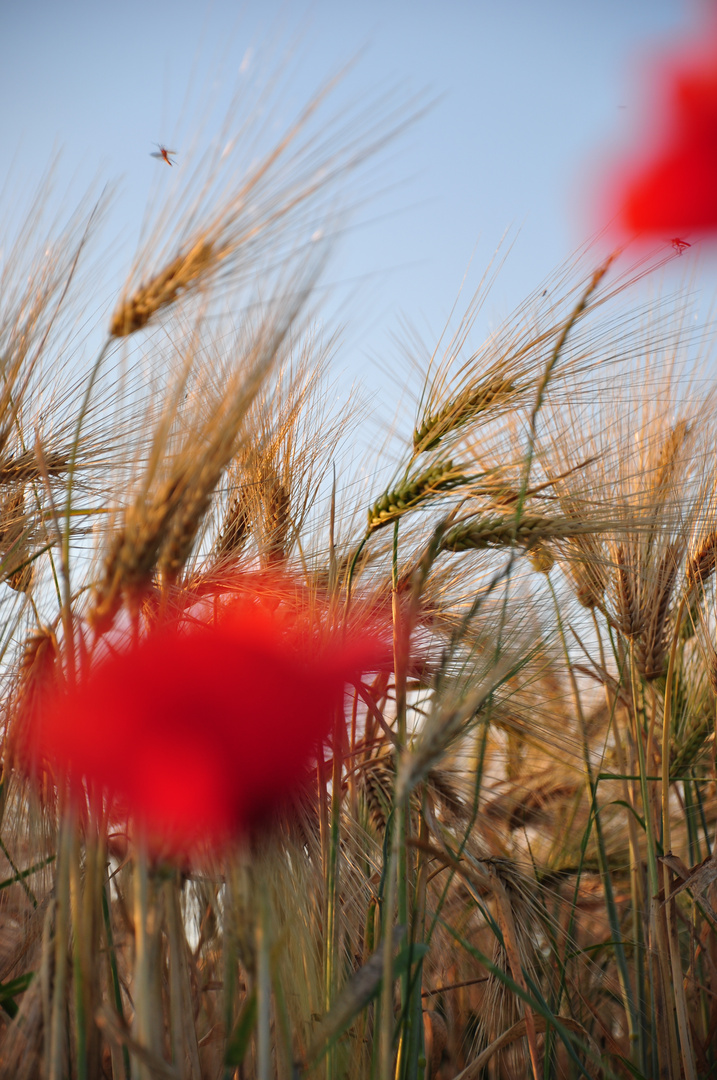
top-left (151, 145), bottom-right (177, 166)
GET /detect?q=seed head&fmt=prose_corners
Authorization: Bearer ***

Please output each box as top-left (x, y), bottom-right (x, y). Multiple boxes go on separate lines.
top-left (368, 460), bottom-right (469, 532)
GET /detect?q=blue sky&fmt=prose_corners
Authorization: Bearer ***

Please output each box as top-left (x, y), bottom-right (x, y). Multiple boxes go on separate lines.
top-left (0, 0), bottom-right (707, 400)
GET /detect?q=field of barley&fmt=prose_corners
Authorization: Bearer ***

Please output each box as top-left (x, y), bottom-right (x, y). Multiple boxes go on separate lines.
top-left (0, 74), bottom-right (714, 1080)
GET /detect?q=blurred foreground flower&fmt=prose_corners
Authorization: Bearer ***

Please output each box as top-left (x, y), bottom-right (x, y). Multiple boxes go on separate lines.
top-left (31, 583), bottom-right (385, 856)
top-left (608, 27), bottom-right (717, 239)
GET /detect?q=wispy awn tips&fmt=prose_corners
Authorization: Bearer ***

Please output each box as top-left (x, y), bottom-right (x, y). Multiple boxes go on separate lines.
top-left (151, 145), bottom-right (177, 166)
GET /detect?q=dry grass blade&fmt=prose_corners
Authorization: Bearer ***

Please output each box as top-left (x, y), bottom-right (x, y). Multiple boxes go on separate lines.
top-left (660, 852), bottom-right (717, 918)
top-left (454, 1016), bottom-right (599, 1080)
top-left (96, 1006), bottom-right (180, 1080)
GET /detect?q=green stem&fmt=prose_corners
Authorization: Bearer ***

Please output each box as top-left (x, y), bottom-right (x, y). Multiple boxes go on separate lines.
top-left (324, 705), bottom-right (343, 1080)
top-left (70, 829), bottom-right (87, 1080)
top-left (62, 337), bottom-right (112, 678)
top-left (256, 880), bottom-right (271, 1080)
top-left (660, 597), bottom-right (698, 1080)
top-left (547, 578), bottom-right (637, 1048)
top-left (344, 532), bottom-right (370, 615)
top-left (48, 806), bottom-right (73, 1080)
top-left (102, 880), bottom-right (131, 1080)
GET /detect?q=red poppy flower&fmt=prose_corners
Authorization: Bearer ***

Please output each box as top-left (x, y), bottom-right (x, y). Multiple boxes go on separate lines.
top-left (605, 27), bottom-right (717, 240)
top-left (31, 583), bottom-right (386, 856)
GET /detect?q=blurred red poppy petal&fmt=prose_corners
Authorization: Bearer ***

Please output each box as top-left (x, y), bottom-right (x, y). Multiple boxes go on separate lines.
top-left (32, 579), bottom-right (387, 857)
top-left (606, 29), bottom-right (717, 240)
top-left (620, 138), bottom-right (717, 233)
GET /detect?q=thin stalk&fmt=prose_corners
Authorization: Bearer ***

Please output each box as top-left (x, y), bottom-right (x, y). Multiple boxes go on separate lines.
top-left (628, 644), bottom-right (659, 896)
top-left (401, 810), bottom-right (428, 1080)
top-left (102, 880), bottom-right (131, 1080)
top-left (546, 579), bottom-right (637, 1046)
top-left (378, 803), bottom-right (400, 1080)
top-left (48, 804), bottom-right (73, 1080)
top-left (380, 522), bottom-right (410, 1080)
top-left (165, 875), bottom-right (202, 1080)
top-left (651, 892), bottom-right (681, 1078)
top-left (391, 521), bottom-right (410, 1021)
top-left (61, 337), bottom-right (112, 674)
top-left (131, 840), bottom-right (160, 1080)
top-left (692, 774), bottom-right (712, 856)
top-left (82, 810), bottom-right (104, 1079)
top-left (221, 872), bottom-right (237, 1080)
top-left (70, 829), bottom-right (88, 1080)
top-left (324, 705), bottom-right (344, 1080)
top-left (661, 597), bottom-right (698, 1080)
top-left (626, 643), bottom-right (657, 1074)
top-left (256, 882), bottom-right (271, 1080)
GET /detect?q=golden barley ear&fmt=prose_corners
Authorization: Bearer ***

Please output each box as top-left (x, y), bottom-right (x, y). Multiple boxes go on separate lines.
top-left (613, 542), bottom-right (643, 638)
top-left (686, 530), bottom-right (717, 592)
top-left (262, 469), bottom-right (292, 566)
top-left (634, 541), bottom-right (681, 681)
top-left (110, 240), bottom-right (215, 337)
top-left (214, 487), bottom-right (252, 561)
top-left (413, 377), bottom-right (517, 453)
top-left (0, 486), bottom-right (34, 593)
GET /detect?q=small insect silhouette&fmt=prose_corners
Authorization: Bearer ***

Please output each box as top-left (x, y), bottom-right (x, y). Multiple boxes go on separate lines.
top-left (150, 145), bottom-right (177, 166)
top-left (670, 237), bottom-right (691, 255)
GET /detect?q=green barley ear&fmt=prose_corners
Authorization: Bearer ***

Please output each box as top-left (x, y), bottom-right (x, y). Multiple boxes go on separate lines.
top-left (367, 460), bottom-right (470, 531)
top-left (439, 512), bottom-right (595, 553)
top-left (413, 377), bottom-right (516, 453)
top-left (527, 542), bottom-right (555, 575)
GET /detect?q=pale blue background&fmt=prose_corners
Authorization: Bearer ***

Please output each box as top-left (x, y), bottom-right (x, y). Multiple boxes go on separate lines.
top-left (0, 0), bottom-right (709, 400)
